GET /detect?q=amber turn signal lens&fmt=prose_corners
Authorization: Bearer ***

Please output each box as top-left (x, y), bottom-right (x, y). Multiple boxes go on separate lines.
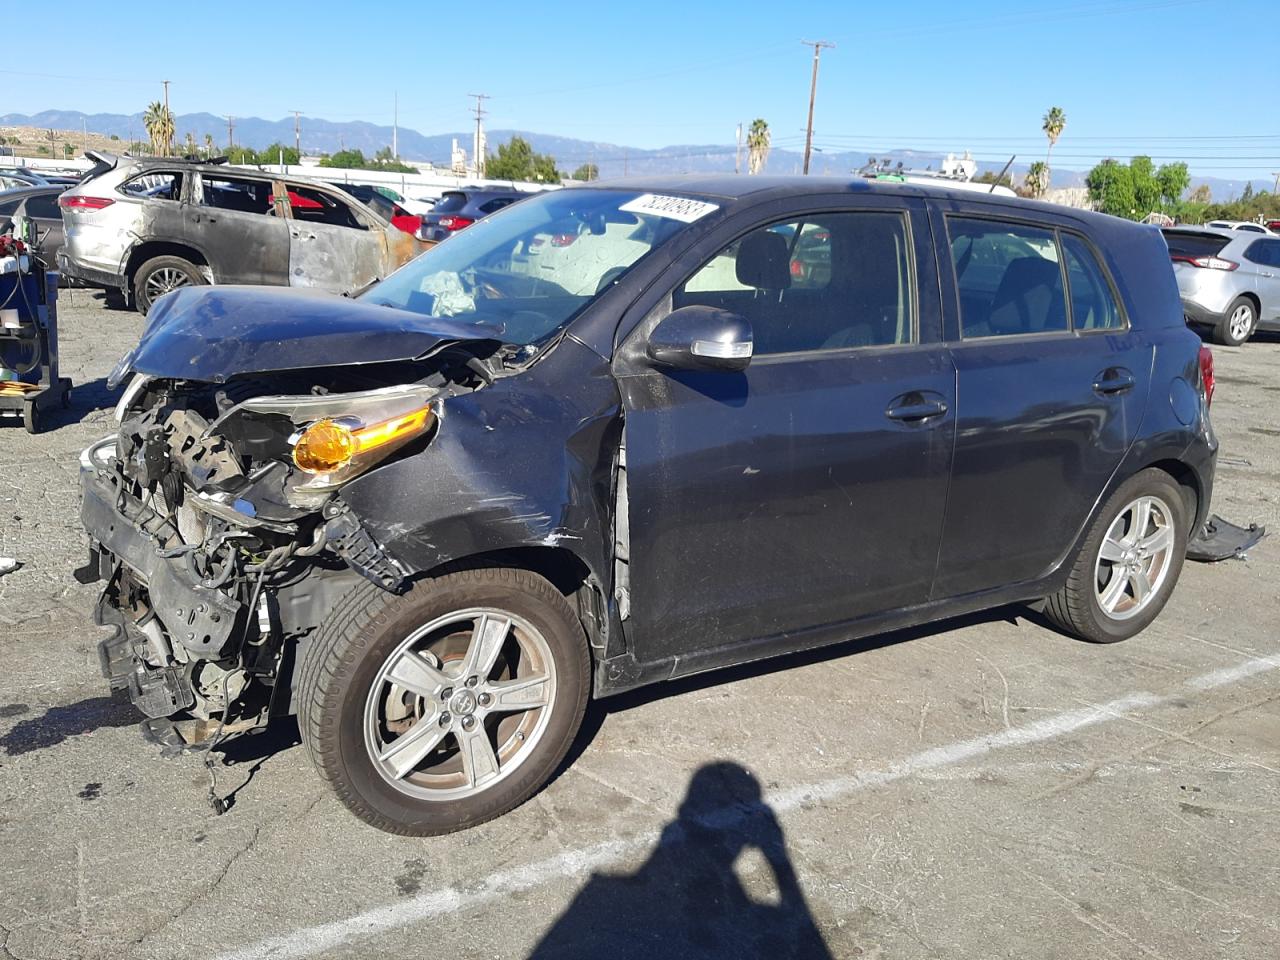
top-left (292, 419), bottom-right (355, 473)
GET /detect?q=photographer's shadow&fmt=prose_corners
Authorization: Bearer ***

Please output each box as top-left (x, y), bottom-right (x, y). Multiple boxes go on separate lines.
top-left (529, 761), bottom-right (832, 959)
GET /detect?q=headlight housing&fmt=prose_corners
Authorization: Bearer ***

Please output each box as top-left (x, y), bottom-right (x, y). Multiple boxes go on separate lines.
top-left (208, 384), bottom-right (439, 506)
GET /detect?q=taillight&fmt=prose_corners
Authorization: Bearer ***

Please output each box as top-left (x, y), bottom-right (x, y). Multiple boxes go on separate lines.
top-left (1198, 345), bottom-right (1215, 405)
top-left (59, 195), bottom-right (114, 211)
top-left (550, 233), bottom-right (577, 247)
top-left (1171, 254), bottom-right (1237, 271)
top-left (438, 216), bottom-right (474, 231)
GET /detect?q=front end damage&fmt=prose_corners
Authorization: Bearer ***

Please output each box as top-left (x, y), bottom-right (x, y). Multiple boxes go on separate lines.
top-left (77, 338), bottom-right (495, 754)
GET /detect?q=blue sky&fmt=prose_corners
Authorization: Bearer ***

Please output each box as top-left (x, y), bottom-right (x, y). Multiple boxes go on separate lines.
top-left (9, 0), bottom-right (1278, 179)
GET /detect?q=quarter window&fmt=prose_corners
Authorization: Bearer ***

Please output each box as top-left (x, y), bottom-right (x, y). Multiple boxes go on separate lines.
top-left (949, 218), bottom-right (1067, 338)
top-left (675, 212), bottom-right (914, 354)
top-left (287, 187), bottom-right (366, 230)
top-left (1062, 234), bottom-right (1124, 330)
top-left (121, 171), bottom-right (183, 200)
top-left (1245, 239), bottom-right (1280, 268)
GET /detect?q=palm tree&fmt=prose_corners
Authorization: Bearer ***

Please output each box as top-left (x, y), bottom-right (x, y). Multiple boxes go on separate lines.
top-left (204, 133), bottom-right (215, 159)
top-left (184, 132), bottom-right (196, 158)
top-left (746, 118), bottom-right (770, 175)
top-left (143, 101), bottom-right (176, 156)
top-left (1042, 106), bottom-right (1066, 168)
top-left (1025, 161), bottom-right (1050, 198)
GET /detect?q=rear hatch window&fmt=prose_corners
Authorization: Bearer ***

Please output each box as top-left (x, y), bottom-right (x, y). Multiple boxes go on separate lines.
top-left (1162, 230), bottom-right (1230, 259)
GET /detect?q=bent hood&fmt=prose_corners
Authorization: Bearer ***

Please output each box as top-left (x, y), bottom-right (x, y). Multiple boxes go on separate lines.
top-left (111, 285), bottom-right (502, 386)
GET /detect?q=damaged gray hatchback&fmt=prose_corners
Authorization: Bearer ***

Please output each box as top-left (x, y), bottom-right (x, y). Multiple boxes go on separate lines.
top-left (79, 177), bottom-right (1218, 834)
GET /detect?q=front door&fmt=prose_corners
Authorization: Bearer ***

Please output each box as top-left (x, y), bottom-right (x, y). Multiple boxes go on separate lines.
top-left (931, 215), bottom-right (1150, 598)
top-left (191, 173), bottom-right (290, 285)
top-left (617, 203), bottom-right (956, 664)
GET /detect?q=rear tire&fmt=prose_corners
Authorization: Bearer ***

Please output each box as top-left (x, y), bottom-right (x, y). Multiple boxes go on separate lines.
top-left (132, 255), bottom-right (205, 315)
top-left (1213, 296), bottom-right (1256, 346)
top-left (1044, 468), bottom-right (1189, 644)
top-left (298, 568), bottom-right (590, 835)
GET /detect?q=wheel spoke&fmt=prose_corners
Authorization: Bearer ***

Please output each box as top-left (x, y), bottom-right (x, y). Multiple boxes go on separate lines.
top-left (378, 717), bottom-right (447, 780)
top-left (458, 725), bottom-right (500, 788)
top-left (485, 674), bottom-right (551, 712)
top-left (1130, 568), bottom-right (1152, 603)
top-left (386, 650), bottom-right (450, 699)
top-left (463, 613), bottom-right (511, 680)
top-left (1098, 536), bottom-right (1127, 563)
top-left (1138, 524), bottom-right (1173, 556)
top-left (1130, 499), bottom-right (1152, 544)
top-left (1099, 568), bottom-right (1129, 613)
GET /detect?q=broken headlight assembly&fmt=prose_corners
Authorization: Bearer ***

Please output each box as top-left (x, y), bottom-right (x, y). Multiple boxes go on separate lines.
top-left (209, 384), bottom-right (439, 507)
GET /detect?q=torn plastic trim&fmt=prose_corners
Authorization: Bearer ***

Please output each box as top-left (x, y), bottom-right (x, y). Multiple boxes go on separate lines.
top-left (1187, 514), bottom-right (1266, 562)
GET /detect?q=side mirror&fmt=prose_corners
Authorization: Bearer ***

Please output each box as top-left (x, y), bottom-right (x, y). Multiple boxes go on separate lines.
top-left (647, 305), bottom-right (753, 372)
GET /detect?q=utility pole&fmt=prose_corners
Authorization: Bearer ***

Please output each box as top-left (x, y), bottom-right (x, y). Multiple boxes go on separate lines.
top-left (226, 115), bottom-right (235, 151)
top-left (392, 91), bottom-right (398, 159)
top-left (1273, 171), bottom-right (1280, 195)
top-left (82, 117), bottom-right (88, 156)
top-left (469, 93), bottom-right (490, 178)
top-left (294, 110), bottom-right (301, 158)
top-left (800, 40), bottom-right (834, 175)
top-left (162, 79), bottom-right (171, 157)
top-left (735, 122), bottom-right (743, 174)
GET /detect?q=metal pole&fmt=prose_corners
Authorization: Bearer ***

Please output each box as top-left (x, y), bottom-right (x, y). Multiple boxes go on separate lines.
top-left (800, 40), bottom-right (834, 175)
top-left (162, 80), bottom-right (171, 157)
top-left (294, 111), bottom-right (301, 158)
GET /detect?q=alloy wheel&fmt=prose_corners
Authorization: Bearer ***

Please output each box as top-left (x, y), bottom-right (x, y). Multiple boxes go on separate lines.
top-left (144, 267), bottom-right (191, 302)
top-left (363, 608), bottom-right (557, 801)
top-left (1093, 495), bottom-right (1176, 621)
top-left (1228, 303), bottom-right (1254, 343)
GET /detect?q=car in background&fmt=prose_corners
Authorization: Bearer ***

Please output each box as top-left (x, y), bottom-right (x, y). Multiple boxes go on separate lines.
top-left (325, 182), bottom-right (422, 237)
top-left (1205, 219), bottom-right (1275, 235)
top-left (0, 186), bottom-right (70, 274)
top-left (419, 188), bottom-right (527, 242)
top-left (1163, 225), bottom-right (1280, 345)
top-left (57, 152), bottom-right (426, 314)
top-left (370, 184), bottom-right (437, 218)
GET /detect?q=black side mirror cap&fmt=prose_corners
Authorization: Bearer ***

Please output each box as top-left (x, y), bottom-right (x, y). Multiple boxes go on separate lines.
top-left (647, 305), bottom-right (753, 373)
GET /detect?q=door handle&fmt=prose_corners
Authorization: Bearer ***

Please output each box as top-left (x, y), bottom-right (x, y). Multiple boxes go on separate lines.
top-left (886, 397), bottom-right (948, 423)
top-left (1092, 368), bottom-right (1136, 396)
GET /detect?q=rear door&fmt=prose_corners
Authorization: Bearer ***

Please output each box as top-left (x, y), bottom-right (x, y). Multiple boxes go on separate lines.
top-left (1243, 238), bottom-right (1280, 324)
top-left (617, 197), bottom-right (957, 663)
top-left (284, 184), bottom-right (383, 294)
top-left (931, 210), bottom-right (1150, 598)
top-left (192, 172), bottom-right (290, 285)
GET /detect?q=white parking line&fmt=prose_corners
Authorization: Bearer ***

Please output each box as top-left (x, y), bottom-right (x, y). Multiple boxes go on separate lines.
top-left (214, 654), bottom-right (1279, 960)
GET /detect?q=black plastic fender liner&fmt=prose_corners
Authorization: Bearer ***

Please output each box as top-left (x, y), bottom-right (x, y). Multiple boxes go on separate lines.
top-left (1187, 514), bottom-right (1266, 562)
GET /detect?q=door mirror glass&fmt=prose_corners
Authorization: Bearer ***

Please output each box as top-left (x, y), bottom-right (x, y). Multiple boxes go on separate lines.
top-left (647, 305), bottom-right (753, 372)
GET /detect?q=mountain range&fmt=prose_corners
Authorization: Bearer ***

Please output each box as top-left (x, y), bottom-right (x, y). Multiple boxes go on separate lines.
top-left (2, 110), bottom-right (1268, 201)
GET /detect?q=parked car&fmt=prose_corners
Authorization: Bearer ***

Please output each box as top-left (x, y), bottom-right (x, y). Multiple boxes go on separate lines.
top-left (79, 177), bottom-right (1217, 835)
top-left (371, 184), bottom-right (437, 218)
top-left (325, 182), bottom-right (422, 237)
top-left (1163, 226), bottom-right (1279, 344)
top-left (1204, 219), bottom-right (1274, 235)
top-left (419, 188), bottom-right (527, 242)
top-left (56, 152), bottom-right (426, 314)
top-left (0, 186), bottom-right (68, 271)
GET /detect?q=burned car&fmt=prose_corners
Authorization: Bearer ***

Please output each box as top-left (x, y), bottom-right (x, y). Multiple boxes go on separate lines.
top-left (57, 152), bottom-right (423, 314)
top-left (79, 177), bottom-right (1219, 835)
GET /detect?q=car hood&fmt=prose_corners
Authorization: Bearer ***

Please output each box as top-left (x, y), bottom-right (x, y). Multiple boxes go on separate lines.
top-left (111, 285), bottom-right (503, 386)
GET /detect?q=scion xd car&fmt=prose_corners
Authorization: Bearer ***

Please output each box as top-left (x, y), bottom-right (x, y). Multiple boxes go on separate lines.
top-left (77, 177), bottom-right (1217, 835)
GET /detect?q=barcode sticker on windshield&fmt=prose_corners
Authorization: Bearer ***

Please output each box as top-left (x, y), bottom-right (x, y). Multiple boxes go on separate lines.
top-left (619, 194), bottom-right (719, 223)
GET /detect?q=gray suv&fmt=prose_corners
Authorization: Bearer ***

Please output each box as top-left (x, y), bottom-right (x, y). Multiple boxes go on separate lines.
top-left (1164, 226), bottom-right (1280, 345)
top-left (57, 152), bottom-right (425, 314)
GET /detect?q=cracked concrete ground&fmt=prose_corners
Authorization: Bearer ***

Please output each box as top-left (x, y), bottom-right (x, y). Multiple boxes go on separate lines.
top-left (0, 293), bottom-right (1277, 960)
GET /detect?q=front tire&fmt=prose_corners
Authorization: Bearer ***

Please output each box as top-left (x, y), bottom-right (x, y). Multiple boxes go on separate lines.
top-left (299, 568), bottom-right (590, 835)
top-left (132, 255), bottom-right (205, 315)
top-left (1045, 468), bottom-right (1189, 643)
top-left (1213, 296), bottom-right (1256, 346)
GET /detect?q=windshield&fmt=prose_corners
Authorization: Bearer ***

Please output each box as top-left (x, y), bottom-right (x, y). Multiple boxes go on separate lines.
top-left (361, 188), bottom-right (715, 345)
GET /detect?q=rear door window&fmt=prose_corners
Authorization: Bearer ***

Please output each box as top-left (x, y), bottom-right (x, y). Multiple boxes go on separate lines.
top-left (1244, 239), bottom-right (1280, 268)
top-left (479, 197), bottom-right (516, 214)
top-left (948, 218), bottom-right (1067, 338)
top-left (1061, 234), bottom-right (1124, 330)
top-left (200, 175), bottom-right (274, 215)
top-left (122, 171), bottom-right (183, 200)
top-left (287, 186), bottom-right (366, 230)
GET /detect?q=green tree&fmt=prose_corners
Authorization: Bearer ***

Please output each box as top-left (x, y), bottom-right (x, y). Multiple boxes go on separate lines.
top-left (1241, 181), bottom-right (1254, 201)
top-left (572, 162), bottom-right (599, 181)
top-left (204, 133), bottom-right (215, 158)
top-left (63, 142), bottom-right (75, 158)
top-left (1156, 162), bottom-right (1190, 207)
top-left (320, 148), bottom-right (368, 169)
top-left (1129, 155), bottom-right (1161, 215)
top-left (486, 136), bottom-right (561, 183)
top-left (1187, 183), bottom-right (1212, 205)
top-left (747, 118), bottom-right (770, 175)
top-left (1086, 159), bottom-right (1137, 219)
top-left (142, 101), bottom-right (175, 156)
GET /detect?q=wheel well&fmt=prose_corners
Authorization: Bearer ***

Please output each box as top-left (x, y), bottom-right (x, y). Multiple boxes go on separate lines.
top-left (125, 242), bottom-right (209, 285)
top-left (422, 546), bottom-right (606, 653)
top-left (1146, 459), bottom-right (1201, 527)
top-left (1233, 291), bottom-right (1261, 313)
